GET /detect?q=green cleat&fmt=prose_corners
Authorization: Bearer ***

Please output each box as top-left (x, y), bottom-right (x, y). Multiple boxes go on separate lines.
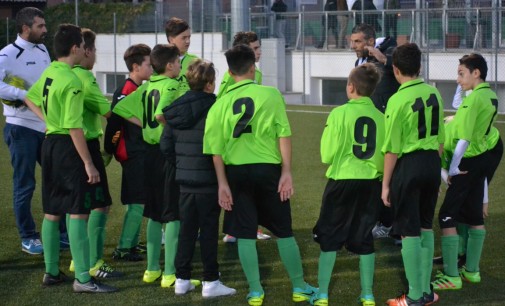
top-left (310, 293), bottom-right (328, 306)
top-left (143, 269), bottom-right (162, 283)
top-left (293, 282), bottom-right (317, 302)
top-left (247, 291), bottom-right (265, 306)
top-left (360, 294), bottom-right (375, 306)
top-left (160, 273), bottom-right (201, 288)
top-left (459, 266), bottom-right (481, 283)
top-left (431, 271), bottom-right (462, 290)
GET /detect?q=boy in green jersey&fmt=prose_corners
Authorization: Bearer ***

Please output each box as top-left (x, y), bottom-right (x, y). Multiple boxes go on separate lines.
top-left (381, 43), bottom-right (444, 306)
top-left (217, 31), bottom-right (263, 100)
top-left (432, 53), bottom-right (499, 291)
top-left (25, 24), bottom-right (116, 293)
top-left (105, 44), bottom-right (153, 262)
top-left (165, 17), bottom-right (199, 98)
top-left (203, 44), bottom-right (315, 306)
top-left (113, 44), bottom-right (200, 289)
top-left (310, 63), bottom-right (384, 306)
top-left (69, 28), bottom-right (122, 278)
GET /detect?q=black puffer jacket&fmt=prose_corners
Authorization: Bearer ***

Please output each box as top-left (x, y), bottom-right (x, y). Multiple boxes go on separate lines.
top-left (160, 91), bottom-right (217, 193)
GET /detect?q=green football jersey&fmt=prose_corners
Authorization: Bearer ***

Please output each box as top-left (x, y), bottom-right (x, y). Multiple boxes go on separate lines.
top-left (487, 126), bottom-right (500, 150)
top-left (113, 74), bottom-right (179, 145)
top-left (26, 61), bottom-right (84, 135)
top-left (382, 79), bottom-right (445, 157)
top-left (203, 79), bottom-right (291, 165)
top-left (73, 65), bottom-right (111, 140)
top-left (216, 67), bottom-right (262, 100)
top-left (176, 53), bottom-right (199, 98)
top-left (451, 82), bottom-right (498, 157)
top-left (321, 97), bottom-right (385, 180)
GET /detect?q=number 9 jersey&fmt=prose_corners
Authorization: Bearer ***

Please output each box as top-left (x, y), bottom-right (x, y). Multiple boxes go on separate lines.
top-left (320, 97), bottom-right (385, 180)
top-left (382, 79), bottom-right (445, 157)
top-left (203, 79), bottom-right (291, 165)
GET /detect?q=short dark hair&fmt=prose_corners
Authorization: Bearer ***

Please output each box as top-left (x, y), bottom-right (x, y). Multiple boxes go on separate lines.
top-left (53, 24), bottom-right (82, 59)
top-left (459, 53), bottom-right (487, 81)
top-left (165, 17), bottom-right (190, 39)
top-left (124, 44), bottom-right (151, 72)
top-left (392, 43), bottom-right (421, 77)
top-left (232, 31), bottom-right (259, 47)
top-left (186, 59), bottom-right (216, 91)
top-left (348, 63), bottom-right (382, 97)
top-left (16, 7), bottom-right (44, 34)
top-left (81, 28), bottom-right (96, 51)
top-left (224, 44), bottom-right (255, 76)
top-left (150, 44), bottom-right (179, 75)
top-left (351, 23), bottom-right (376, 41)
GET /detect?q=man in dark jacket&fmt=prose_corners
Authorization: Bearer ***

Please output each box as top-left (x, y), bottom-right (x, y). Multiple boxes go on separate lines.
top-left (159, 59), bottom-right (236, 298)
top-left (317, 0), bottom-right (349, 49)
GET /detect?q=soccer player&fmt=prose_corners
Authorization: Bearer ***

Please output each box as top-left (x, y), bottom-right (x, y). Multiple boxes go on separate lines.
top-left (203, 44), bottom-right (316, 306)
top-left (217, 31), bottom-right (271, 243)
top-left (381, 43), bottom-right (444, 306)
top-left (432, 53), bottom-right (499, 291)
top-left (165, 17), bottom-right (199, 98)
top-left (310, 63), bottom-right (384, 306)
top-left (105, 44), bottom-right (153, 261)
top-left (25, 23), bottom-right (116, 293)
top-left (159, 59), bottom-right (236, 297)
top-left (0, 7), bottom-right (68, 255)
top-left (113, 44), bottom-right (199, 289)
top-left (70, 28), bottom-right (122, 278)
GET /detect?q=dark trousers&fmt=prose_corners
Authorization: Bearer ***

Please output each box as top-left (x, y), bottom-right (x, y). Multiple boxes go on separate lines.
top-left (175, 192), bottom-right (221, 281)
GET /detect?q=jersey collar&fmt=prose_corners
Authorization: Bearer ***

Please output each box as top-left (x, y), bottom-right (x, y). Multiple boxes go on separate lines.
top-left (227, 79), bottom-right (255, 94)
top-left (472, 82), bottom-right (490, 92)
top-left (348, 96), bottom-right (374, 106)
top-left (15, 35), bottom-right (45, 50)
top-left (398, 78), bottom-right (424, 91)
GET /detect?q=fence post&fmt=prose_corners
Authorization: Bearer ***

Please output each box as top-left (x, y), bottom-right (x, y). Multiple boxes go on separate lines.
top-left (6, 17), bottom-right (8, 45)
top-left (113, 12), bottom-right (117, 90)
top-left (302, 5), bottom-right (305, 105)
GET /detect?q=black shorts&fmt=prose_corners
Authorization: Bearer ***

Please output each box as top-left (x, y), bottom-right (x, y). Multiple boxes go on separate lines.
top-left (41, 135), bottom-right (91, 215)
top-left (313, 179), bottom-right (381, 254)
top-left (486, 136), bottom-right (503, 184)
top-left (439, 153), bottom-right (488, 228)
top-left (390, 150), bottom-right (441, 237)
top-left (120, 154), bottom-right (146, 204)
top-left (143, 144), bottom-right (179, 223)
top-left (87, 139), bottom-right (112, 209)
top-left (223, 164), bottom-right (293, 239)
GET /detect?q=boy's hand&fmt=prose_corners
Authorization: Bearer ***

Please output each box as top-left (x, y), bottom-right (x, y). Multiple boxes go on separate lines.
top-left (111, 131), bottom-right (121, 145)
top-left (483, 202), bottom-right (488, 218)
top-left (278, 172), bottom-right (294, 202)
top-left (382, 186), bottom-right (391, 207)
top-left (218, 185), bottom-right (233, 211)
top-left (84, 162), bottom-right (100, 184)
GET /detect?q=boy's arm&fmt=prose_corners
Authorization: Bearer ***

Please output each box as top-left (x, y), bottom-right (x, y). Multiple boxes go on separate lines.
top-left (69, 128), bottom-right (100, 184)
top-left (381, 152), bottom-right (397, 207)
top-left (448, 139), bottom-right (469, 182)
top-left (212, 155), bottom-right (233, 211)
top-left (127, 117), bottom-right (142, 127)
top-left (278, 137), bottom-right (294, 201)
top-left (24, 98), bottom-right (45, 121)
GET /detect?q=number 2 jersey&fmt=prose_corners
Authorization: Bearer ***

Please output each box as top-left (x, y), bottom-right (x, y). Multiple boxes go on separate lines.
top-left (203, 79), bottom-right (291, 165)
top-left (321, 97), bottom-right (385, 180)
top-left (113, 74), bottom-right (179, 145)
top-left (26, 61), bottom-right (84, 135)
top-left (382, 79), bottom-right (445, 157)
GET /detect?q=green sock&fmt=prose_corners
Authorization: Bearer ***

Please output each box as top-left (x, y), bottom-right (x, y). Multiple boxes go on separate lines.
top-left (277, 237), bottom-right (305, 289)
top-left (69, 218), bottom-right (91, 283)
top-left (88, 210), bottom-right (107, 266)
top-left (238, 239), bottom-right (263, 293)
top-left (163, 221), bottom-right (180, 276)
top-left (465, 228), bottom-right (486, 272)
top-left (457, 223), bottom-right (469, 256)
top-left (317, 251), bottom-right (336, 295)
top-left (42, 218), bottom-right (60, 276)
top-left (119, 204), bottom-right (144, 249)
top-left (359, 253), bottom-right (375, 298)
top-left (441, 235), bottom-right (459, 277)
top-left (420, 231), bottom-right (434, 293)
top-left (401, 237), bottom-right (422, 300)
top-left (146, 219), bottom-right (162, 271)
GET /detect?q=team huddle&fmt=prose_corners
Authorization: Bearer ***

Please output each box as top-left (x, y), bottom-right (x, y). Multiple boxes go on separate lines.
top-left (1, 6), bottom-right (501, 306)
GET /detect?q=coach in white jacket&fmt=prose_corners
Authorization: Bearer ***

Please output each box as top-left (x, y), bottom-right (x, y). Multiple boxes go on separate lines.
top-left (0, 7), bottom-right (50, 255)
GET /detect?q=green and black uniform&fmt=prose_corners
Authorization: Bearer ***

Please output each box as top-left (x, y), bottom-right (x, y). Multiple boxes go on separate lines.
top-left (313, 97), bottom-right (385, 299)
top-left (113, 74), bottom-right (180, 276)
top-left (176, 53), bottom-right (199, 98)
top-left (204, 79), bottom-right (309, 294)
top-left (216, 67), bottom-right (262, 100)
top-left (382, 78), bottom-right (444, 301)
top-left (26, 61), bottom-right (93, 284)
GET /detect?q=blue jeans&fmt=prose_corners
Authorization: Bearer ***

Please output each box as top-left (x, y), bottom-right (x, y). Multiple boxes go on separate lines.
top-left (4, 123), bottom-right (45, 240)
